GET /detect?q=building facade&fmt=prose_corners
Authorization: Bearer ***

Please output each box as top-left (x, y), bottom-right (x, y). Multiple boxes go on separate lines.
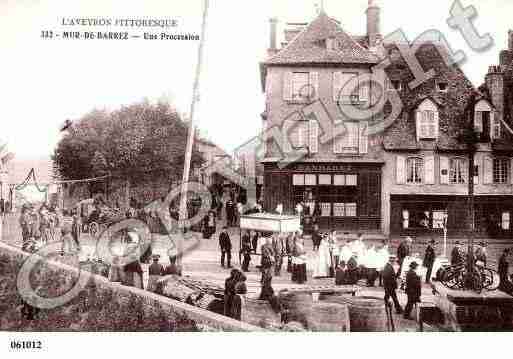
top-left (260, 3), bottom-right (385, 232)
top-left (259, 3), bottom-right (513, 238)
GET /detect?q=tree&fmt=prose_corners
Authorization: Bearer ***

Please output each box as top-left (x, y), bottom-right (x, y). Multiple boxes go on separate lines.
top-left (53, 101), bottom-right (204, 184)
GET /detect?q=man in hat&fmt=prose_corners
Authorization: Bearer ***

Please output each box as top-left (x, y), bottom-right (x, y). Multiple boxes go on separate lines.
top-left (475, 241), bottom-right (488, 267)
top-left (260, 236), bottom-right (275, 282)
top-left (240, 230), bottom-right (252, 272)
top-left (451, 241), bottom-right (464, 266)
top-left (147, 255), bottom-right (164, 292)
top-left (272, 234), bottom-right (285, 276)
top-left (164, 247), bottom-right (182, 276)
top-left (423, 239), bottom-right (436, 284)
top-left (219, 226), bottom-right (232, 268)
top-left (498, 249), bottom-right (513, 295)
top-left (396, 236), bottom-right (412, 278)
top-left (382, 256), bottom-right (403, 314)
top-left (404, 261), bottom-right (422, 320)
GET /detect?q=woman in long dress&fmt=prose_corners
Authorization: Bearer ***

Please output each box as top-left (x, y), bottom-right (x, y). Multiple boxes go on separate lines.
top-left (313, 235), bottom-right (331, 278)
top-left (292, 237), bottom-right (307, 284)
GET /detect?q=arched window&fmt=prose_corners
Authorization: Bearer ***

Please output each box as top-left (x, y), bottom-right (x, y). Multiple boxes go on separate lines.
top-left (449, 158), bottom-right (467, 184)
top-left (407, 157), bottom-right (423, 184)
top-left (416, 99), bottom-right (439, 140)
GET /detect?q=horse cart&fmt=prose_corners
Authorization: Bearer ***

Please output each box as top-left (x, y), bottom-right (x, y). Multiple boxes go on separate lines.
top-left (77, 198), bottom-right (124, 238)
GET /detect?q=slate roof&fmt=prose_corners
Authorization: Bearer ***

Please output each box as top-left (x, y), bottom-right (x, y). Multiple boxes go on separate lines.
top-left (382, 43), bottom-right (476, 151)
top-left (264, 12), bottom-right (379, 65)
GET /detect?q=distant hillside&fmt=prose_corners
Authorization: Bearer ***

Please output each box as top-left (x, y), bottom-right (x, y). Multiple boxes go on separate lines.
top-left (7, 156), bottom-right (53, 184)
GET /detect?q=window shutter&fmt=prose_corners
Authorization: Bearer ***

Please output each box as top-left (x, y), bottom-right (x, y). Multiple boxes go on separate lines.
top-left (333, 72), bottom-right (342, 101)
top-left (474, 157), bottom-right (479, 185)
top-left (282, 120), bottom-right (293, 153)
top-left (359, 121), bottom-right (368, 154)
top-left (310, 72), bottom-right (319, 100)
top-left (425, 155), bottom-right (435, 184)
top-left (510, 158), bottom-right (513, 184)
top-left (396, 156), bottom-right (406, 184)
top-left (490, 112), bottom-right (496, 140)
top-left (309, 120), bottom-right (319, 153)
top-left (474, 111), bottom-right (483, 133)
top-left (433, 111), bottom-right (440, 138)
top-left (440, 156), bottom-right (449, 184)
top-left (283, 72), bottom-right (293, 101)
top-left (416, 111), bottom-right (422, 141)
top-left (483, 156), bottom-right (493, 184)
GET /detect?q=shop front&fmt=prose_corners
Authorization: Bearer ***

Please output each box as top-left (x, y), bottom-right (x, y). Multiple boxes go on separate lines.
top-left (263, 162), bottom-right (382, 232)
top-left (390, 194), bottom-right (513, 239)
top-left (474, 195), bottom-right (513, 239)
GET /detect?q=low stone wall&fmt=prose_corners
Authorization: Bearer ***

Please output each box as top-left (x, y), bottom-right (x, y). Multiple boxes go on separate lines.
top-left (0, 242), bottom-right (260, 332)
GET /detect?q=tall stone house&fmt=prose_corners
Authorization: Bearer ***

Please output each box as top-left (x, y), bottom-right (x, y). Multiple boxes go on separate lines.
top-left (260, 3), bottom-right (385, 233)
top-left (259, 2), bottom-right (513, 239)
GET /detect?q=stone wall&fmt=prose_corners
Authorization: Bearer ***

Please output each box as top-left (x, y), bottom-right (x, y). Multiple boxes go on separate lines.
top-left (0, 242), bottom-right (260, 332)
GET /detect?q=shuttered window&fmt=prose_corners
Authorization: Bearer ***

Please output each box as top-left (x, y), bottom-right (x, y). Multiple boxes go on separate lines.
top-left (334, 72), bottom-right (358, 103)
top-left (449, 158), bottom-right (467, 184)
top-left (407, 157), bottom-right (424, 184)
top-left (416, 99), bottom-right (439, 140)
top-left (333, 122), bottom-right (367, 154)
top-left (287, 72), bottom-right (318, 102)
top-left (309, 120), bottom-right (319, 153)
top-left (396, 156), bottom-right (406, 184)
top-left (292, 72), bottom-right (309, 101)
top-left (418, 111), bottom-right (438, 138)
top-left (493, 158), bottom-right (510, 184)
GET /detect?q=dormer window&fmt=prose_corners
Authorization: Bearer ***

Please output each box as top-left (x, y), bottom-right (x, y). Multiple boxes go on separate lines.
top-left (416, 99), bottom-right (439, 140)
top-left (474, 99), bottom-right (499, 141)
top-left (326, 37), bottom-right (337, 51)
top-left (437, 81), bottom-right (448, 92)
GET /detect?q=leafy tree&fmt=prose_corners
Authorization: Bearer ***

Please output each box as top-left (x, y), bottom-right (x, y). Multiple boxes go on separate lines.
top-left (53, 101), bottom-right (204, 183)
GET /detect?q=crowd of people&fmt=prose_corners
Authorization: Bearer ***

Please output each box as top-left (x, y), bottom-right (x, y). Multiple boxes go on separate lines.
top-left (18, 202), bottom-right (81, 254)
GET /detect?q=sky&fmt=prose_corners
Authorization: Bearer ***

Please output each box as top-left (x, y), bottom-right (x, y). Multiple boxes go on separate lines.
top-left (1, 0), bottom-right (512, 160)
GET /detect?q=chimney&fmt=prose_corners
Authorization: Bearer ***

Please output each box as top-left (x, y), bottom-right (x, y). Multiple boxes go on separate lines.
top-left (366, 0), bottom-right (381, 48)
top-left (499, 30), bottom-right (513, 67)
top-left (268, 18), bottom-right (278, 57)
top-left (485, 65), bottom-right (505, 123)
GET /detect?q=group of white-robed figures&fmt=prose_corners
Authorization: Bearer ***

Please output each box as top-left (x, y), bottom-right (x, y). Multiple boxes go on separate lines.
top-left (312, 233), bottom-right (390, 278)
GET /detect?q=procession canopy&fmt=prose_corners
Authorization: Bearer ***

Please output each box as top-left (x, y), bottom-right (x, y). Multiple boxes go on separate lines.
top-left (240, 213), bottom-right (301, 233)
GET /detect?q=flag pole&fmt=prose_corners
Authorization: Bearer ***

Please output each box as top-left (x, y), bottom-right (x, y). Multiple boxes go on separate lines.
top-left (177, 0), bottom-right (210, 269)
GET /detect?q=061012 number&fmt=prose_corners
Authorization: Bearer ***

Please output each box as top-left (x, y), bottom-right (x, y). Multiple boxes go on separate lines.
top-left (10, 340), bottom-right (42, 350)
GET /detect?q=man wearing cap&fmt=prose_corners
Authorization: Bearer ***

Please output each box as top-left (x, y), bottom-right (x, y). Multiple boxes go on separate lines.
top-left (382, 256), bottom-right (403, 314)
top-left (219, 226), bottom-right (232, 268)
top-left (404, 261), bottom-right (422, 320)
top-left (423, 239), bottom-right (436, 284)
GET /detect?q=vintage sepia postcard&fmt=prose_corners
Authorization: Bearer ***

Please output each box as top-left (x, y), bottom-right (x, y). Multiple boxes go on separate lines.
top-left (2, 0), bottom-right (513, 355)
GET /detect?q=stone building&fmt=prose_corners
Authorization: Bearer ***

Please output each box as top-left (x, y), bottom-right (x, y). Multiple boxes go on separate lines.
top-left (386, 31), bottom-right (513, 239)
top-left (258, 2), bottom-right (513, 238)
top-left (260, 3), bottom-right (385, 232)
